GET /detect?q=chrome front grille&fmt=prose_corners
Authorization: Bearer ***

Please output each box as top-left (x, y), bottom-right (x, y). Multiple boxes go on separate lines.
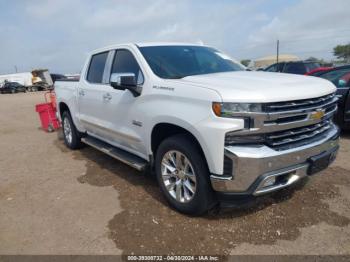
top-left (225, 92), bottom-right (338, 151)
top-left (266, 120), bottom-right (333, 151)
top-left (263, 93), bottom-right (336, 113)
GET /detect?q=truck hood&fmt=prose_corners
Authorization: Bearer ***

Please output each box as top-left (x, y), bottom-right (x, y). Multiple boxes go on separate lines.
top-left (178, 71), bottom-right (336, 103)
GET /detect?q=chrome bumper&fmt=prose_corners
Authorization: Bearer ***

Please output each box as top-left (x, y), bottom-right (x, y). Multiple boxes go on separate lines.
top-left (210, 125), bottom-right (340, 195)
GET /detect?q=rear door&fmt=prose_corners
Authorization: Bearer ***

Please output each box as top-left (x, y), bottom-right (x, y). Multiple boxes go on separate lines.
top-left (78, 51), bottom-right (113, 138)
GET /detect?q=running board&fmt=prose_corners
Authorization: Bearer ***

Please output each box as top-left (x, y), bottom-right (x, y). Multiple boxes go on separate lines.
top-left (81, 136), bottom-right (148, 171)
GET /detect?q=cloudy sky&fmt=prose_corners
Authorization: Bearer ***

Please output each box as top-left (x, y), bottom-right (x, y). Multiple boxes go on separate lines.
top-left (0, 0), bottom-right (349, 74)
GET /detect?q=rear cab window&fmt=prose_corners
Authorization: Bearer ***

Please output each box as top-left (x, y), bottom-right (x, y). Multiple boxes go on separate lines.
top-left (86, 52), bottom-right (109, 83)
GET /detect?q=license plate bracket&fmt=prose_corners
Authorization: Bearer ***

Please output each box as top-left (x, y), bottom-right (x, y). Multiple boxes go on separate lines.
top-left (307, 146), bottom-right (338, 176)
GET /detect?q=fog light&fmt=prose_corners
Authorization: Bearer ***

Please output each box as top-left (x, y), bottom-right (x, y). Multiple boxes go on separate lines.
top-left (263, 176), bottom-right (276, 187)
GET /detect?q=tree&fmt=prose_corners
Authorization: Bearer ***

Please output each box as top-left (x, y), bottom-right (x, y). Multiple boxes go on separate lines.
top-left (333, 43), bottom-right (350, 62)
top-left (240, 59), bottom-right (251, 67)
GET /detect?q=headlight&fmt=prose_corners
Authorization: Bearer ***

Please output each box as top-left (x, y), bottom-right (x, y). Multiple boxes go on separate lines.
top-left (212, 102), bottom-right (262, 117)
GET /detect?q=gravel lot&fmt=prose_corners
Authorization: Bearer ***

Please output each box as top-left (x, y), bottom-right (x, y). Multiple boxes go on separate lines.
top-left (0, 92), bottom-right (349, 255)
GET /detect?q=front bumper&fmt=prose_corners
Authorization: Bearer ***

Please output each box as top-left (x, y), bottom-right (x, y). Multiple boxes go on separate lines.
top-left (210, 125), bottom-right (340, 195)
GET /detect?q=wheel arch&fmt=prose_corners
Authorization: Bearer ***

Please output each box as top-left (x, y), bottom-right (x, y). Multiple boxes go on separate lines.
top-left (58, 101), bottom-right (70, 118)
top-left (150, 122), bottom-right (210, 172)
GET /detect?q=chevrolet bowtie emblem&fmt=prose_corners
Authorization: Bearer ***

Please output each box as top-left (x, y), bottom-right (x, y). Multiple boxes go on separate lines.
top-left (310, 109), bottom-right (325, 120)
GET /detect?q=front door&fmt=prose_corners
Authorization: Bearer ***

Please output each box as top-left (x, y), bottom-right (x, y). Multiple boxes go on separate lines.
top-left (97, 49), bottom-right (147, 157)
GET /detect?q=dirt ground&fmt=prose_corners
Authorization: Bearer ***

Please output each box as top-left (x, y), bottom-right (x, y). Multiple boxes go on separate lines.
top-left (0, 92), bottom-right (349, 255)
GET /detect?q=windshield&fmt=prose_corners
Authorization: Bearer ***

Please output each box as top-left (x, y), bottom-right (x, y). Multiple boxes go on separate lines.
top-left (139, 45), bottom-right (244, 79)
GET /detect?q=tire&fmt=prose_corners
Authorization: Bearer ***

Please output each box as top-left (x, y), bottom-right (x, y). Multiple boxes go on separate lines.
top-left (11, 89), bottom-right (16, 94)
top-left (155, 134), bottom-right (216, 215)
top-left (61, 111), bottom-right (83, 149)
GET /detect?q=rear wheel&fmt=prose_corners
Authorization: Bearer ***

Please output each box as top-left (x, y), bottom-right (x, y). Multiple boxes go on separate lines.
top-left (155, 134), bottom-right (216, 215)
top-left (61, 111), bottom-right (83, 149)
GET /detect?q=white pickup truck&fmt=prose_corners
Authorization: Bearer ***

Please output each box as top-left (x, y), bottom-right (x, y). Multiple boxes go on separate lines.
top-left (55, 43), bottom-right (339, 215)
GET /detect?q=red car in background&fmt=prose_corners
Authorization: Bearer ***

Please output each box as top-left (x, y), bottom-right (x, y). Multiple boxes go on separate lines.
top-left (305, 67), bottom-right (333, 76)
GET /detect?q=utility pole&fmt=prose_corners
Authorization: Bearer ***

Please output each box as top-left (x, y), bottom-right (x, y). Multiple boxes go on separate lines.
top-left (14, 65), bottom-right (18, 73)
top-left (276, 40), bottom-right (279, 64)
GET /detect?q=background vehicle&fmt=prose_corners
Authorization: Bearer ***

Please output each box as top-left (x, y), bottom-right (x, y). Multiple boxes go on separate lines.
top-left (0, 69), bottom-right (54, 92)
top-left (265, 61), bottom-right (321, 75)
top-left (55, 43), bottom-right (339, 215)
top-left (317, 65), bottom-right (350, 130)
top-left (0, 81), bottom-right (26, 94)
top-left (0, 72), bottom-right (33, 86)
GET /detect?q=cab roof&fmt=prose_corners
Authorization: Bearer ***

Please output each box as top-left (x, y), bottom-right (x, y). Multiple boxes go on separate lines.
top-left (91, 42), bottom-right (207, 54)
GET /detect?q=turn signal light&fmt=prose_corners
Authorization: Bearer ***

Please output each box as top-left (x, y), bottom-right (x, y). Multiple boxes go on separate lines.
top-left (212, 102), bottom-right (222, 116)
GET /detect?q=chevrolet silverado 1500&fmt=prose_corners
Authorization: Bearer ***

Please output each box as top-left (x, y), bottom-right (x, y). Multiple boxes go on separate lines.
top-left (55, 43), bottom-right (339, 215)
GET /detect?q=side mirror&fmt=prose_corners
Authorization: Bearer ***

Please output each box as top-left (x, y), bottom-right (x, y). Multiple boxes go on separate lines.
top-left (110, 73), bottom-right (141, 96)
top-left (338, 79), bottom-right (347, 87)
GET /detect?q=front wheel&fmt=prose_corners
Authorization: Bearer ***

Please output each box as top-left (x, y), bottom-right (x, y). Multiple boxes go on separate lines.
top-left (155, 134), bottom-right (216, 215)
top-left (61, 111), bottom-right (83, 149)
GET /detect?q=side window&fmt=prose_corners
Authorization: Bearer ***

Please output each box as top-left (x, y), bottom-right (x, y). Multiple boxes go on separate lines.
top-left (284, 63), bottom-right (306, 74)
top-left (87, 52), bottom-right (109, 83)
top-left (111, 50), bottom-right (144, 85)
top-left (277, 63), bottom-right (285, 72)
top-left (266, 64), bottom-right (277, 72)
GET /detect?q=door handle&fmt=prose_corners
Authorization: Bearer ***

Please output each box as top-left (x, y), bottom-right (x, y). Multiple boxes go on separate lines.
top-left (103, 93), bottom-right (112, 101)
top-left (78, 90), bottom-right (85, 96)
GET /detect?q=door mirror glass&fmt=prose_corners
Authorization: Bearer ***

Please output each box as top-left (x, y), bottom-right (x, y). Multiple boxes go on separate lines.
top-left (110, 73), bottom-right (140, 96)
top-left (338, 79), bottom-right (347, 87)
top-left (110, 73), bottom-right (136, 88)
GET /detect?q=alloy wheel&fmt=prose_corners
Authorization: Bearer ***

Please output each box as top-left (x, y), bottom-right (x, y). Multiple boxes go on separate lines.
top-left (161, 150), bottom-right (197, 203)
top-left (63, 117), bottom-right (73, 145)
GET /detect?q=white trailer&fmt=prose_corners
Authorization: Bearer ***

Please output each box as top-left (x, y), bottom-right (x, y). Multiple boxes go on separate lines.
top-left (0, 69), bottom-right (54, 91)
top-left (0, 72), bottom-right (33, 86)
